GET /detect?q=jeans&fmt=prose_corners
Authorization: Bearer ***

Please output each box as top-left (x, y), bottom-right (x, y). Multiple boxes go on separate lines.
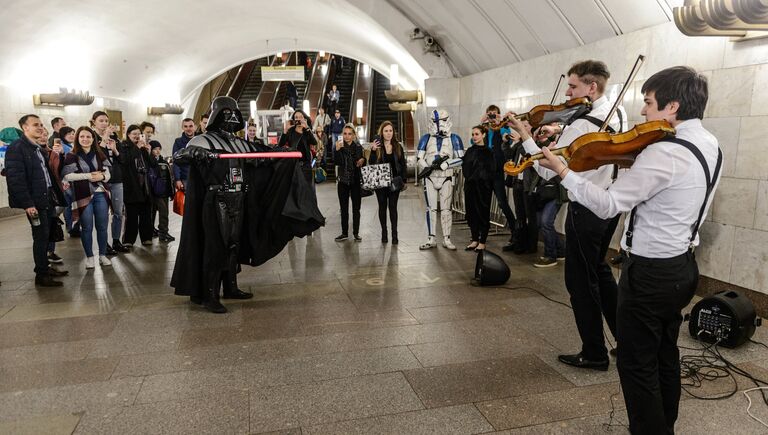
top-left (538, 199), bottom-right (564, 259)
top-left (79, 192), bottom-right (109, 257)
top-left (109, 183), bottom-right (124, 242)
top-left (492, 178), bottom-right (516, 231)
top-left (63, 189), bottom-right (74, 232)
top-left (337, 181), bottom-right (361, 236)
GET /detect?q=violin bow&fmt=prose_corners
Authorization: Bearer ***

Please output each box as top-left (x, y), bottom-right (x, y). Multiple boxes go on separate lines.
top-left (600, 54), bottom-right (645, 132)
top-left (550, 74), bottom-right (566, 105)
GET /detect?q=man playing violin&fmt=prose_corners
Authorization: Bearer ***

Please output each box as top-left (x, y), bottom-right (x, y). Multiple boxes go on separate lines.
top-left (539, 66), bottom-right (721, 435)
top-left (507, 60), bottom-right (627, 373)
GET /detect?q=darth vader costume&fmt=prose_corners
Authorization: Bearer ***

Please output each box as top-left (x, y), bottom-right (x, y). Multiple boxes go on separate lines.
top-left (171, 96), bottom-right (324, 313)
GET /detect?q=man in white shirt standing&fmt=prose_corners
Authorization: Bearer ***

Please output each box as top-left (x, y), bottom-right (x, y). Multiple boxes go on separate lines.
top-left (508, 60), bottom-right (626, 372)
top-left (539, 66), bottom-right (721, 435)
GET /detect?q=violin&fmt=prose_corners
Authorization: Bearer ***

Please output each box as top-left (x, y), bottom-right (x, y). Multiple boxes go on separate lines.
top-left (484, 97), bottom-right (593, 131)
top-left (503, 120), bottom-right (675, 176)
top-left (504, 54), bottom-right (669, 177)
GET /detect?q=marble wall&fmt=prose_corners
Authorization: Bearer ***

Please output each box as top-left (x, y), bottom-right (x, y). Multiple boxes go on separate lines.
top-left (424, 21), bottom-right (768, 295)
top-left (0, 85), bottom-right (184, 209)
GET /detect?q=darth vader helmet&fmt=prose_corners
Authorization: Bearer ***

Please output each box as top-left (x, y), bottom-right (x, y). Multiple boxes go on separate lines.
top-left (474, 250), bottom-right (511, 286)
top-left (207, 96), bottom-right (245, 133)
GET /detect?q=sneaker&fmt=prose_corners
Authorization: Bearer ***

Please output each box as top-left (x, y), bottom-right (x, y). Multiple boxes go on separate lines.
top-left (533, 256), bottom-right (558, 268)
top-left (85, 257), bottom-right (95, 269)
top-left (557, 255), bottom-right (566, 261)
top-left (419, 238), bottom-right (437, 250)
top-left (99, 256), bottom-right (112, 266)
top-left (334, 234), bottom-right (348, 242)
top-left (160, 233), bottom-right (175, 242)
top-left (442, 237), bottom-right (456, 250)
top-left (353, 234), bottom-right (362, 242)
top-left (47, 252), bottom-right (63, 264)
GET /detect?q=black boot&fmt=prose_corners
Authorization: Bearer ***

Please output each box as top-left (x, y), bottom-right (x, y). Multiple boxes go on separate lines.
top-left (222, 274), bottom-right (253, 300)
top-left (203, 283), bottom-right (227, 313)
top-left (113, 239), bottom-right (130, 253)
top-left (391, 230), bottom-right (398, 245)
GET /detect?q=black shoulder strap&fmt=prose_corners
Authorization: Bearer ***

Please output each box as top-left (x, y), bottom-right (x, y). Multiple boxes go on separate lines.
top-left (625, 137), bottom-right (723, 250)
top-left (581, 115), bottom-right (616, 134)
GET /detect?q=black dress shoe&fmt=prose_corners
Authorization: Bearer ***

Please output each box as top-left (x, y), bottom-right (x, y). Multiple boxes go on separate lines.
top-left (112, 240), bottom-right (130, 253)
top-left (35, 274), bottom-right (63, 287)
top-left (105, 244), bottom-right (118, 256)
top-left (381, 234), bottom-right (388, 243)
top-left (190, 296), bottom-right (203, 305)
top-left (47, 268), bottom-right (69, 277)
top-left (392, 237), bottom-right (398, 245)
top-left (557, 353), bottom-right (609, 371)
top-left (222, 289), bottom-right (254, 300)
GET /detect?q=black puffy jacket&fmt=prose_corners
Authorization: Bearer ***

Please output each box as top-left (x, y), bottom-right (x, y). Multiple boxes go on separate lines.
top-left (5, 136), bottom-right (63, 210)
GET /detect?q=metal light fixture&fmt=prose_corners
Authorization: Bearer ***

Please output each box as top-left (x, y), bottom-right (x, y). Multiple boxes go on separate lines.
top-left (249, 100), bottom-right (257, 119)
top-left (356, 99), bottom-right (364, 119)
top-left (33, 88), bottom-right (94, 107)
top-left (303, 99), bottom-right (311, 115)
top-left (673, 0), bottom-right (768, 37)
top-left (147, 104), bottom-right (184, 116)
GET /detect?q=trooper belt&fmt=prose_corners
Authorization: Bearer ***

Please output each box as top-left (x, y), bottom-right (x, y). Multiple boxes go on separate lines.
top-left (207, 183), bottom-right (245, 193)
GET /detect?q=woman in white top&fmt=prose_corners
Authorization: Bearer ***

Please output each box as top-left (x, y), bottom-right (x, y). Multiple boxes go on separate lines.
top-left (61, 126), bottom-right (112, 269)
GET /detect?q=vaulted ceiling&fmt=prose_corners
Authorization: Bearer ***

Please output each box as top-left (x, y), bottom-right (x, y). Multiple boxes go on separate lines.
top-left (386, 0), bottom-right (680, 76)
top-left (0, 0), bottom-right (682, 106)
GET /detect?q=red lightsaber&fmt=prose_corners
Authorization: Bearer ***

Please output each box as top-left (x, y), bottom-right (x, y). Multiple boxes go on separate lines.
top-left (213, 151), bottom-right (302, 159)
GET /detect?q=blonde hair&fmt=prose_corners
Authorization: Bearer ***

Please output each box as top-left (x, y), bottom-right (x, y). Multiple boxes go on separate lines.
top-left (342, 123), bottom-right (357, 140)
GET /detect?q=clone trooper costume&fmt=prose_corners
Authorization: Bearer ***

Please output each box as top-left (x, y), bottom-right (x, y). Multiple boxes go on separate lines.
top-left (417, 109), bottom-right (464, 250)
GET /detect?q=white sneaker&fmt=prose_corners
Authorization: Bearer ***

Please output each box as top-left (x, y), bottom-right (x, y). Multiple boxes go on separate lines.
top-left (442, 237), bottom-right (456, 250)
top-left (99, 256), bottom-right (112, 266)
top-left (85, 257), bottom-right (95, 269)
top-left (419, 237), bottom-right (437, 250)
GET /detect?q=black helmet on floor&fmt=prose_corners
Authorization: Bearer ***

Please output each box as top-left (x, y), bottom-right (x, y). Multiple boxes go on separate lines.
top-left (207, 96), bottom-right (245, 133)
top-left (474, 250), bottom-right (510, 286)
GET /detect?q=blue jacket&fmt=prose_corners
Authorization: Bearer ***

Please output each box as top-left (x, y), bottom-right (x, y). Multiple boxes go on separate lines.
top-left (172, 134), bottom-right (192, 181)
top-left (330, 117), bottom-right (346, 134)
top-left (5, 136), bottom-right (63, 210)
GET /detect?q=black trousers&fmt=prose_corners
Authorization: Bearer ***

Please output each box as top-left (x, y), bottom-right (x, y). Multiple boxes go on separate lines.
top-left (337, 181), bottom-right (361, 236)
top-left (123, 202), bottom-right (154, 244)
top-left (617, 251), bottom-right (698, 435)
top-left (465, 180), bottom-right (493, 243)
top-left (151, 196), bottom-right (169, 233)
top-left (29, 208), bottom-right (52, 275)
top-left (511, 185), bottom-right (539, 252)
top-left (564, 202), bottom-right (620, 360)
top-left (492, 178), bottom-right (516, 230)
top-left (375, 188), bottom-right (400, 237)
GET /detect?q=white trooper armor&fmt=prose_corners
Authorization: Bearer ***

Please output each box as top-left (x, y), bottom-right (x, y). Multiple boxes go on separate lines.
top-left (417, 109), bottom-right (464, 250)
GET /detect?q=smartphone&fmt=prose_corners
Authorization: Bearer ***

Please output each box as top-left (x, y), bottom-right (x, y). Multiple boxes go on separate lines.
top-left (140, 134), bottom-right (146, 141)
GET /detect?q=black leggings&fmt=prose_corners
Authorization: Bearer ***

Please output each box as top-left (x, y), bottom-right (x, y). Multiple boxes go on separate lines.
top-left (465, 180), bottom-right (493, 243)
top-left (337, 181), bottom-right (361, 236)
top-left (375, 188), bottom-right (400, 237)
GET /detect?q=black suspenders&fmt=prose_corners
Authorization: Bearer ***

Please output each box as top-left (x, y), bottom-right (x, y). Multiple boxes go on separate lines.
top-left (624, 137), bottom-right (723, 251)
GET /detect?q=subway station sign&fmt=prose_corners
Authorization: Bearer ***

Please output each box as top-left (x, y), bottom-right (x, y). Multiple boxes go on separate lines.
top-left (261, 66), bottom-right (305, 82)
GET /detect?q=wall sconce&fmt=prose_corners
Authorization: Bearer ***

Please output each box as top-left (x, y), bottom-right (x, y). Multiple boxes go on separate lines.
top-left (363, 64), bottom-right (371, 77)
top-left (356, 98), bottom-right (364, 120)
top-left (303, 99), bottom-right (311, 115)
top-left (674, 0), bottom-right (768, 38)
top-left (249, 100), bottom-right (257, 119)
top-left (33, 88), bottom-right (94, 107)
top-left (319, 50), bottom-right (326, 58)
top-left (147, 104), bottom-right (184, 116)
top-left (388, 102), bottom-right (417, 112)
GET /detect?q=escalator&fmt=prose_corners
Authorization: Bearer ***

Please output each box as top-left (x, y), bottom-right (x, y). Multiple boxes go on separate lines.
top-left (270, 53), bottom-right (316, 110)
top-left (368, 71), bottom-right (401, 141)
top-left (321, 58), bottom-right (357, 121)
top-left (234, 57), bottom-right (271, 117)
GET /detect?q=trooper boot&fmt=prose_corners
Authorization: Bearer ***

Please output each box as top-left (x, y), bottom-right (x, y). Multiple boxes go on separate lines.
top-left (419, 236), bottom-right (437, 250)
top-left (203, 282), bottom-right (227, 314)
top-left (222, 273), bottom-right (253, 300)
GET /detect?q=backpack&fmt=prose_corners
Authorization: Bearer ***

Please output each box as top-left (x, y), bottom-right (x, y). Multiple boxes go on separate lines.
top-left (148, 165), bottom-right (169, 197)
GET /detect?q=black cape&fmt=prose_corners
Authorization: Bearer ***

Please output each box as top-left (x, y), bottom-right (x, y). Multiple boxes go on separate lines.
top-left (170, 153), bottom-right (325, 297)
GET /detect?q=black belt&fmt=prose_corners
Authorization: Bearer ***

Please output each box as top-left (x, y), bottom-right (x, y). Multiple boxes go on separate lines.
top-left (625, 250), bottom-right (693, 266)
top-left (208, 184), bottom-right (244, 193)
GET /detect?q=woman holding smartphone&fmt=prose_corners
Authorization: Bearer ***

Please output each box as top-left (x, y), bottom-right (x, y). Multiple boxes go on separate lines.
top-left (334, 124), bottom-right (365, 242)
top-left (120, 125), bottom-right (154, 246)
top-left (369, 121), bottom-right (407, 244)
top-left (91, 111), bottom-right (128, 254)
top-left (61, 127), bottom-right (112, 269)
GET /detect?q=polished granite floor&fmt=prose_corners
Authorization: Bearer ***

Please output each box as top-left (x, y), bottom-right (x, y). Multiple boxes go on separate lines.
top-left (1, 183), bottom-right (768, 434)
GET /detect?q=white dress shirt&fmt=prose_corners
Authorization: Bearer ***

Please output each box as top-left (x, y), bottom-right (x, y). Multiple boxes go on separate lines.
top-left (560, 119), bottom-right (721, 258)
top-left (522, 95), bottom-right (627, 200)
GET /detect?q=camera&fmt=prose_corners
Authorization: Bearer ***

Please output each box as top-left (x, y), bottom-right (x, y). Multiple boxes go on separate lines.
top-left (424, 36), bottom-right (435, 47)
top-left (488, 113), bottom-right (497, 120)
top-left (293, 119), bottom-right (301, 126)
top-left (409, 28), bottom-right (422, 40)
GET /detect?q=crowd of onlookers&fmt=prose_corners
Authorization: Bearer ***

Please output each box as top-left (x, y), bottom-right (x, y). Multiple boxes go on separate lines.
top-left (0, 93), bottom-right (562, 288)
top-left (1, 111), bottom-right (209, 286)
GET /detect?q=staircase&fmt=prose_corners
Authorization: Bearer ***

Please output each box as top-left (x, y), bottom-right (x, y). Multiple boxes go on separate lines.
top-left (368, 71), bottom-right (401, 142)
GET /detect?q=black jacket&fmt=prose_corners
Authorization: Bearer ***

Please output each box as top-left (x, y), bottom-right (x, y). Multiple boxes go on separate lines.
top-left (5, 136), bottom-right (64, 210)
top-left (95, 132), bottom-right (123, 184)
top-left (120, 140), bottom-right (151, 204)
top-left (335, 140), bottom-right (364, 185)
